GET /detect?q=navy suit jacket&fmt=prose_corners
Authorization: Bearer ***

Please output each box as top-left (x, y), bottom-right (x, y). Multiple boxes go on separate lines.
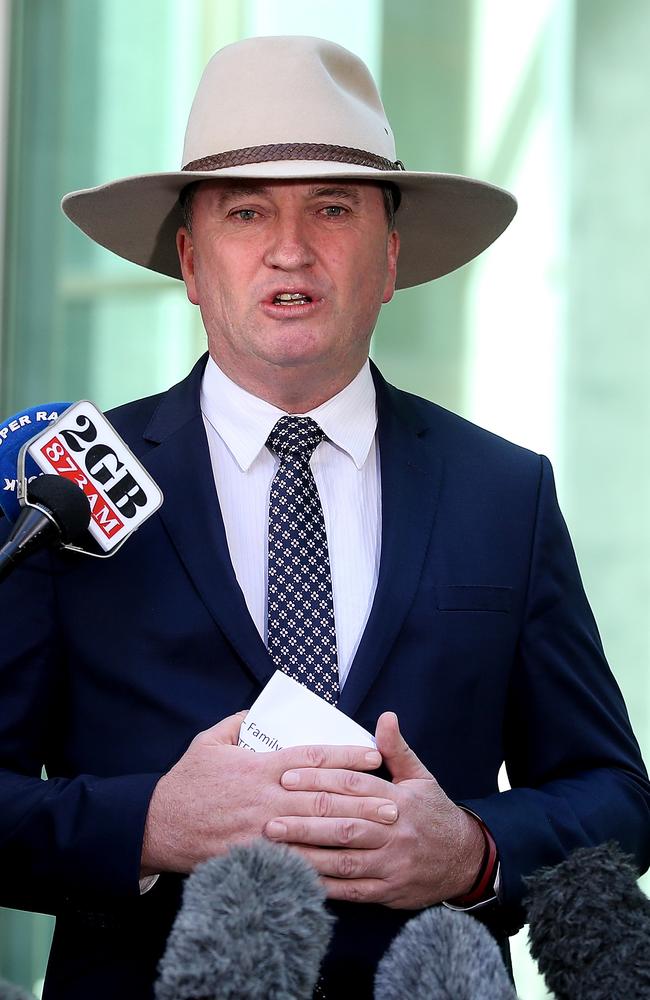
top-left (1, 355), bottom-right (649, 998)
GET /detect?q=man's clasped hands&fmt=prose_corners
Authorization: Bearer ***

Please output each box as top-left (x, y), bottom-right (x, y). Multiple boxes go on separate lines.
top-left (141, 709), bottom-right (484, 908)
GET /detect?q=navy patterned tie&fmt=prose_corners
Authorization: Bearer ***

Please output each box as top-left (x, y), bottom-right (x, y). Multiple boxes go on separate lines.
top-left (266, 416), bottom-right (339, 704)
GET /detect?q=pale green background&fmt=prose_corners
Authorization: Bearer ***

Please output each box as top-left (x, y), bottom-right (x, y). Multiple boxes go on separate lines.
top-left (1, 2), bottom-right (649, 997)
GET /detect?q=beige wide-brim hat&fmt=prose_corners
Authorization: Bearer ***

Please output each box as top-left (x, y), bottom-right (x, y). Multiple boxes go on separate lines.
top-left (62, 35), bottom-right (516, 290)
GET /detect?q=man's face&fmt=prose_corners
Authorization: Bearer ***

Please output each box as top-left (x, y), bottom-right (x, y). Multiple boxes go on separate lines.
top-left (176, 179), bottom-right (399, 407)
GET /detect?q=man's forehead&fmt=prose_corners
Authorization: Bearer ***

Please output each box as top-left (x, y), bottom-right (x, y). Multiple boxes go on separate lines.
top-left (195, 179), bottom-right (376, 205)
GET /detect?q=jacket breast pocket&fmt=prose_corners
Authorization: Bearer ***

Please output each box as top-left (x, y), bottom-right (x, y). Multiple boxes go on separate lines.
top-left (435, 585), bottom-right (513, 613)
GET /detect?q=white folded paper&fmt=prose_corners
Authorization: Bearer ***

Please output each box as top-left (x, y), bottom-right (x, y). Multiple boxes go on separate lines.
top-left (238, 670), bottom-right (376, 752)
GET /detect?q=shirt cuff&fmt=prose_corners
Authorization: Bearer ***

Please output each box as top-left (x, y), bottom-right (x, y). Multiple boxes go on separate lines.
top-left (138, 874), bottom-right (159, 894)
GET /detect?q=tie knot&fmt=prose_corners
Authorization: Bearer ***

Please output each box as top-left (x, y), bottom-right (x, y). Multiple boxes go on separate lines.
top-left (267, 415), bottom-right (324, 461)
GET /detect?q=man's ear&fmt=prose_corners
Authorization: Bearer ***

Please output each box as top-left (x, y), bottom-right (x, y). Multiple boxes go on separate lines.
top-left (382, 229), bottom-right (400, 304)
top-left (176, 228), bottom-right (199, 305)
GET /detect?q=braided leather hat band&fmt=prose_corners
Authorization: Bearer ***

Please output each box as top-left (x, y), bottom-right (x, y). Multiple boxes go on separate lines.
top-left (183, 143), bottom-right (405, 173)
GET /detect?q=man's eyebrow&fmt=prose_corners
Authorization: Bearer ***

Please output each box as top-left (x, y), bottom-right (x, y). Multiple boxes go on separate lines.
top-left (213, 185), bottom-right (272, 204)
top-left (308, 185), bottom-right (362, 204)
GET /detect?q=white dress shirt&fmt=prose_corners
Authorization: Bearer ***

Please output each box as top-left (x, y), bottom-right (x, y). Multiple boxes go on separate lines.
top-left (200, 356), bottom-right (382, 689)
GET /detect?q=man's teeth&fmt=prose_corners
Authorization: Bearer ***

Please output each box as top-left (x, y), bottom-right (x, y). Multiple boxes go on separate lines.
top-left (273, 293), bottom-right (311, 305)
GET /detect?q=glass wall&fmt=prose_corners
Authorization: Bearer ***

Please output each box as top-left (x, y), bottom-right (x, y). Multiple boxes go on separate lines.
top-left (1, 2), bottom-right (648, 996)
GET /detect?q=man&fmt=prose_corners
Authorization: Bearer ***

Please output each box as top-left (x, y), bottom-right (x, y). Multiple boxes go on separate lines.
top-left (1, 35), bottom-right (649, 999)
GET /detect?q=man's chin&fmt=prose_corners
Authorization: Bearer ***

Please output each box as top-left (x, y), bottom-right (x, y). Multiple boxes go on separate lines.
top-left (257, 337), bottom-right (339, 371)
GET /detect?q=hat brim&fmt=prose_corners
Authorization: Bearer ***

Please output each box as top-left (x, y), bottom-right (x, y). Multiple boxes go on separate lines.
top-left (61, 162), bottom-right (516, 290)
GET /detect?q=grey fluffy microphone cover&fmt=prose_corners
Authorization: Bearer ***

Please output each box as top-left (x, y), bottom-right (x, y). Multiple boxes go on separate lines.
top-left (155, 839), bottom-right (334, 1000)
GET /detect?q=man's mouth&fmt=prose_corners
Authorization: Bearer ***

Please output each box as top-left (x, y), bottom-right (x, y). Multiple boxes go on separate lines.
top-left (272, 292), bottom-right (313, 306)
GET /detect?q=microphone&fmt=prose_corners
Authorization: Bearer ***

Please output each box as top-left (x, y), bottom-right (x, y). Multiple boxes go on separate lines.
top-left (525, 841), bottom-right (650, 999)
top-left (0, 978), bottom-right (36, 1000)
top-left (1, 399), bottom-right (162, 555)
top-left (155, 839), bottom-right (334, 1000)
top-left (0, 474), bottom-right (91, 582)
top-left (0, 403), bottom-right (71, 521)
top-left (374, 906), bottom-right (518, 1000)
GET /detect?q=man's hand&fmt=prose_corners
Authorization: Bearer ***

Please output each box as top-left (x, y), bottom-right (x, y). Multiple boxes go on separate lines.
top-left (264, 711), bottom-right (485, 909)
top-left (141, 712), bottom-right (392, 875)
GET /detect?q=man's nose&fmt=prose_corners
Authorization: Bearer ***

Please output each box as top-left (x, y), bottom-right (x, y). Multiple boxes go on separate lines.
top-left (263, 213), bottom-right (315, 270)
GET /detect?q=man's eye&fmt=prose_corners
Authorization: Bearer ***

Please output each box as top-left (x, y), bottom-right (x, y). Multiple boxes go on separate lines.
top-left (321, 205), bottom-right (346, 217)
top-left (230, 209), bottom-right (257, 221)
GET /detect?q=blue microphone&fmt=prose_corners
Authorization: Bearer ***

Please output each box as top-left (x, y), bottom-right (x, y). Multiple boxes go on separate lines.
top-left (0, 403), bottom-right (71, 521)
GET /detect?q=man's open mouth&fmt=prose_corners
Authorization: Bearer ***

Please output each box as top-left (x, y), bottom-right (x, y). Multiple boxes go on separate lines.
top-left (272, 292), bottom-right (313, 306)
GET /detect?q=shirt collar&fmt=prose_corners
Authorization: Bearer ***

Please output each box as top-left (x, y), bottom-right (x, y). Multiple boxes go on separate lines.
top-left (200, 357), bottom-right (377, 471)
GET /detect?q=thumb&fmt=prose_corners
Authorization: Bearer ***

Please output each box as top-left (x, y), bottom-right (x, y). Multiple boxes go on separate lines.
top-left (375, 712), bottom-right (432, 783)
top-left (201, 710), bottom-right (248, 747)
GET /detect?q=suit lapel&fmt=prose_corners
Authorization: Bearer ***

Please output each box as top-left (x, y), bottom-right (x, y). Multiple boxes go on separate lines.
top-left (142, 357), bottom-right (274, 689)
top-left (338, 368), bottom-right (443, 717)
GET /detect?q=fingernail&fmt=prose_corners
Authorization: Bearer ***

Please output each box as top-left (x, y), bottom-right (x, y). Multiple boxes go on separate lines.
top-left (281, 770), bottom-right (300, 787)
top-left (378, 803), bottom-right (398, 822)
top-left (365, 751), bottom-right (381, 767)
top-left (266, 820), bottom-right (287, 838)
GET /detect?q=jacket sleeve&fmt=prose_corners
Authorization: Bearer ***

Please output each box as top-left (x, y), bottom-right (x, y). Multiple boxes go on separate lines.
top-left (462, 455), bottom-right (650, 934)
top-left (0, 535), bottom-right (161, 915)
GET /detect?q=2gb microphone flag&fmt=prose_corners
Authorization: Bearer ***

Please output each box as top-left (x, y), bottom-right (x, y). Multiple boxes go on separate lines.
top-left (22, 401), bottom-right (163, 553)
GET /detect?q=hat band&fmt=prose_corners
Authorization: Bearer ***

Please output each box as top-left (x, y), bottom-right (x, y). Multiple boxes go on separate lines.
top-left (182, 142), bottom-right (404, 173)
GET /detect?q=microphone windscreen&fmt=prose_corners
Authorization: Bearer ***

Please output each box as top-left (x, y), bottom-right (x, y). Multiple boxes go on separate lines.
top-left (155, 839), bottom-right (334, 1000)
top-left (27, 475), bottom-right (91, 544)
top-left (0, 404), bottom-right (71, 521)
top-left (374, 906), bottom-right (517, 1000)
top-left (0, 978), bottom-right (36, 1000)
top-left (525, 841), bottom-right (650, 999)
